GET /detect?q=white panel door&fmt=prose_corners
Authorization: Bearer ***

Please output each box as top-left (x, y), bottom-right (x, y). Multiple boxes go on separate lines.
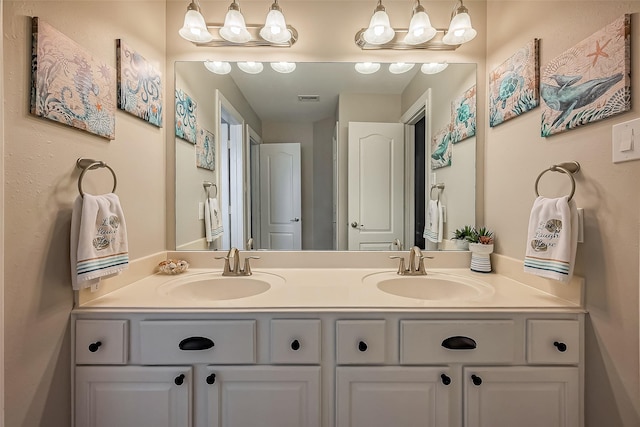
top-left (206, 366), bottom-right (321, 427)
top-left (336, 366), bottom-right (451, 427)
top-left (259, 143), bottom-right (302, 250)
top-left (75, 366), bottom-right (191, 427)
top-left (464, 366), bottom-right (580, 427)
top-left (348, 122), bottom-right (404, 250)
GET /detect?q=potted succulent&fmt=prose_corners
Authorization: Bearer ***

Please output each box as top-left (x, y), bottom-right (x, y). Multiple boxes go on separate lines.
top-left (451, 225), bottom-right (474, 250)
top-left (467, 227), bottom-right (494, 273)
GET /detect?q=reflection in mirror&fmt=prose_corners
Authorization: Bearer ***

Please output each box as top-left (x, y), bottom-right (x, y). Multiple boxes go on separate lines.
top-left (175, 61), bottom-right (476, 252)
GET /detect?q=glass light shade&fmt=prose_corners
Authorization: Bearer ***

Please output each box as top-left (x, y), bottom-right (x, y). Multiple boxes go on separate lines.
top-left (388, 63), bottom-right (415, 74)
top-left (355, 62), bottom-right (381, 74)
top-left (238, 61), bottom-right (264, 74)
top-left (421, 62), bottom-right (449, 74)
top-left (220, 8), bottom-right (251, 43)
top-left (260, 8), bottom-right (291, 43)
top-left (442, 10), bottom-right (477, 45)
top-left (362, 10), bottom-right (395, 45)
top-left (404, 10), bottom-right (436, 45)
top-left (270, 62), bottom-right (296, 73)
top-left (204, 61), bottom-right (232, 75)
top-left (178, 9), bottom-right (214, 43)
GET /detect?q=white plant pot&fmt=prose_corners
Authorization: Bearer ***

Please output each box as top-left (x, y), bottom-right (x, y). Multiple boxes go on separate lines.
top-left (468, 243), bottom-right (493, 273)
top-left (454, 239), bottom-right (470, 250)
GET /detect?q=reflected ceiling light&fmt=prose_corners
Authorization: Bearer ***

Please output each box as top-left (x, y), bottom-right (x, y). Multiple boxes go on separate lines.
top-left (204, 60), bottom-right (232, 75)
top-left (388, 63), bottom-right (415, 74)
top-left (260, 1), bottom-right (292, 43)
top-left (404, 1), bottom-right (436, 45)
top-left (220, 1), bottom-right (251, 43)
top-left (442, 0), bottom-right (477, 45)
top-left (355, 62), bottom-right (381, 74)
top-left (178, 0), bottom-right (214, 43)
top-left (421, 62), bottom-right (449, 74)
top-left (270, 62), bottom-right (297, 73)
top-left (362, 1), bottom-right (395, 45)
top-left (238, 61), bottom-right (264, 74)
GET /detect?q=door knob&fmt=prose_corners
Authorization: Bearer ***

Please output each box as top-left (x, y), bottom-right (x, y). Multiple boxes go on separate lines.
top-left (351, 222), bottom-right (363, 229)
top-left (290, 217), bottom-right (300, 222)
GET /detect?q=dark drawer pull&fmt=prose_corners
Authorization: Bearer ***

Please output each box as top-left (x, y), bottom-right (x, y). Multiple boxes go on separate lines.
top-left (358, 341), bottom-right (368, 352)
top-left (88, 341), bottom-right (102, 352)
top-left (174, 374), bottom-right (185, 386)
top-left (440, 373), bottom-right (451, 385)
top-left (206, 373), bottom-right (216, 385)
top-left (471, 374), bottom-right (482, 386)
top-left (291, 339), bottom-right (301, 351)
top-left (441, 336), bottom-right (477, 350)
top-left (179, 336), bottom-right (214, 351)
top-left (553, 341), bottom-right (567, 352)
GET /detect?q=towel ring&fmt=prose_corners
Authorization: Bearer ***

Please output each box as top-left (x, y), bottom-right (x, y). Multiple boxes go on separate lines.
top-left (76, 158), bottom-right (117, 198)
top-left (534, 161), bottom-right (580, 202)
top-left (430, 183), bottom-right (445, 201)
top-left (203, 181), bottom-right (217, 198)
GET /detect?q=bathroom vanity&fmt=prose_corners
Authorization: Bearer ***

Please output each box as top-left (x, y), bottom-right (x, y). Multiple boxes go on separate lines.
top-left (71, 252), bottom-right (585, 427)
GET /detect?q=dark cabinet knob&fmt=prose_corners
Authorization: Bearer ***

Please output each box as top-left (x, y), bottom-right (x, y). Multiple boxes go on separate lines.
top-left (358, 341), bottom-right (368, 352)
top-left (174, 374), bottom-right (186, 386)
top-left (553, 341), bottom-right (567, 352)
top-left (440, 374), bottom-right (451, 385)
top-left (88, 341), bottom-right (102, 352)
top-left (206, 373), bottom-right (216, 385)
top-left (291, 339), bottom-right (301, 351)
top-left (471, 374), bottom-right (482, 386)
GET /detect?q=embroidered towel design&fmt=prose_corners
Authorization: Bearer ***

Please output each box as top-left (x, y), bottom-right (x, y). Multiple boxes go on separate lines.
top-left (423, 199), bottom-right (443, 243)
top-left (71, 193), bottom-right (129, 289)
top-left (523, 196), bottom-right (578, 283)
top-left (205, 197), bottom-right (223, 243)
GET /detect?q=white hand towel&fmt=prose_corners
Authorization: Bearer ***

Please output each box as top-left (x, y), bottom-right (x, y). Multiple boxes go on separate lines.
top-left (206, 197), bottom-right (223, 242)
top-left (423, 199), bottom-right (443, 243)
top-left (70, 193), bottom-right (129, 289)
top-left (524, 196), bottom-right (578, 283)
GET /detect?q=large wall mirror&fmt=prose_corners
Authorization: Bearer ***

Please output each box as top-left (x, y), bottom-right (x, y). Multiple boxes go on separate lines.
top-left (175, 61), bottom-right (476, 252)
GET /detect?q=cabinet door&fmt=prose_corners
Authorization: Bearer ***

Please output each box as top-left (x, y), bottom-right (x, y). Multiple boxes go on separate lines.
top-left (75, 366), bottom-right (191, 427)
top-left (206, 366), bottom-right (321, 427)
top-left (464, 366), bottom-right (579, 427)
top-left (336, 366), bottom-right (451, 427)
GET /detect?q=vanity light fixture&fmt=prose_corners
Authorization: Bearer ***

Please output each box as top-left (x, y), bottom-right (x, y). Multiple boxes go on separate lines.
top-left (388, 62), bottom-right (415, 74)
top-left (238, 61), bottom-right (264, 74)
top-left (421, 62), bottom-right (449, 74)
top-left (355, 0), bottom-right (476, 50)
top-left (178, 0), bottom-right (298, 47)
top-left (270, 62), bottom-right (296, 73)
top-left (204, 60), bottom-right (232, 75)
top-left (355, 62), bottom-right (381, 74)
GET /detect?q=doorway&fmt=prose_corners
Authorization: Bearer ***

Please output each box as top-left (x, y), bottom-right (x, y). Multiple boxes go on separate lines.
top-left (414, 116), bottom-right (426, 248)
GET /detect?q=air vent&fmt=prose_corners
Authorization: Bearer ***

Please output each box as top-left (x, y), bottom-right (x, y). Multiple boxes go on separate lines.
top-left (297, 95), bottom-right (320, 102)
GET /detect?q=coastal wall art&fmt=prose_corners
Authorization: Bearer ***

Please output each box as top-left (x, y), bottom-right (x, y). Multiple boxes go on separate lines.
top-left (541, 14), bottom-right (631, 136)
top-left (489, 39), bottom-right (540, 127)
top-left (196, 127), bottom-right (216, 171)
top-left (431, 126), bottom-right (452, 170)
top-left (116, 40), bottom-right (162, 127)
top-left (30, 17), bottom-right (116, 139)
top-left (175, 88), bottom-right (197, 143)
top-left (451, 85), bottom-right (476, 143)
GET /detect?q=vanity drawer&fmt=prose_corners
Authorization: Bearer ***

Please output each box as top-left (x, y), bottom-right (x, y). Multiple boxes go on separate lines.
top-left (139, 320), bottom-right (256, 365)
top-left (527, 320), bottom-right (580, 364)
top-left (400, 320), bottom-right (516, 364)
top-left (336, 320), bottom-right (387, 364)
top-left (270, 319), bottom-right (321, 364)
top-left (75, 320), bottom-right (128, 365)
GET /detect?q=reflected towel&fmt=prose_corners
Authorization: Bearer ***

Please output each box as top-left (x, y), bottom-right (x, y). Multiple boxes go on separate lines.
top-left (423, 199), bottom-right (443, 243)
top-left (205, 197), bottom-right (223, 243)
top-left (524, 196), bottom-right (578, 283)
top-left (70, 194), bottom-right (129, 290)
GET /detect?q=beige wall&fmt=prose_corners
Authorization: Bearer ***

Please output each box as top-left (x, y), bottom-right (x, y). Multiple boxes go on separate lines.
top-left (485, 3), bottom-right (640, 426)
top-left (3, 1), bottom-right (166, 426)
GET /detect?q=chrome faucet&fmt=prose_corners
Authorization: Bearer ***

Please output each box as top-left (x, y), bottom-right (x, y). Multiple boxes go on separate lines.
top-left (390, 246), bottom-right (433, 276)
top-left (216, 247), bottom-right (259, 276)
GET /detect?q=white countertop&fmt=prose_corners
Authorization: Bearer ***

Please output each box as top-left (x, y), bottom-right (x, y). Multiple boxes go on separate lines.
top-left (76, 267), bottom-right (584, 313)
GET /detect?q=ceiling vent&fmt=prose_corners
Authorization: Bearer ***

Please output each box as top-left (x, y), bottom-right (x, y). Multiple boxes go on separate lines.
top-left (297, 95), bottom-right (320, 102)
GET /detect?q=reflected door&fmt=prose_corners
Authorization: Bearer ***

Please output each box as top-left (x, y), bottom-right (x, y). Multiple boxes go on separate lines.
top-left (259, 143), bottom-right (302, 250)
top-left (348, 122), bottom-right (404, 250)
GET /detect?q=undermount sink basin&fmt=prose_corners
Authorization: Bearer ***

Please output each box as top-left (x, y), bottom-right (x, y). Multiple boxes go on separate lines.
top-left (363, 272), bottom-right (494, 301)
top-left (158, 272), bottom-right (282, 301)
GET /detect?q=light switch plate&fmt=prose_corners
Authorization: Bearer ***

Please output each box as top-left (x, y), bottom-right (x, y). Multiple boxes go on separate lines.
top-left (612, 118), bottom-right (640, 163)
top-left (198, 202), bottom-right (204, 220)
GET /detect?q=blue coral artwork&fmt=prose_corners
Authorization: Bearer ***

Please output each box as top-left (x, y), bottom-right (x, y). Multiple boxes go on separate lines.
top-left (116, 40), bottom-right (162, 127)
top-left (196, 127), bottom-right (216, 171)
top-left (489, 39), bottom-right (540, 127)
top-left (30, 17), bottom-right (116, 139)
top-left (175, 89), bottom-right (197, 143)
top-left (451, 85), bottom-right (476, 143)
top-left (431, 126), bottom-right (452, 170)
top-left (541, 14), bottom-right (631, 136)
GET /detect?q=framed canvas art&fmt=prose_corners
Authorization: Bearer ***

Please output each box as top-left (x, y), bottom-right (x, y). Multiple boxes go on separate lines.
top-left (30, 17), bottom-right (116, 139)
top-left (431, 126), bottom-right (452, 170)
top-left (451, 85), bottom-right (476, 143)
top-left (541, 15), bottom-right (631, 136)
top-left (116, 40), bottom-right (162, 127)
top-left (489, 39), bottom-right (540, 127)
top-left (196, 127), bottom-right (215, 171)
top-left (175, 89), bottom-right (197, 143)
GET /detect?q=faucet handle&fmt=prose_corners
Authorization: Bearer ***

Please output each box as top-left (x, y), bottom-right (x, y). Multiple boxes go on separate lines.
top-left (417, 255), bottom-right (434, 274)
top-left (389, 256), bottom-right (406, 275)
top-left (242, 256), bottom-right (260, 276)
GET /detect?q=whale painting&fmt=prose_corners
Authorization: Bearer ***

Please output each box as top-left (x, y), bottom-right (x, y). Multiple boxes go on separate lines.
top-left (541, 14), bottom-right (631, 136)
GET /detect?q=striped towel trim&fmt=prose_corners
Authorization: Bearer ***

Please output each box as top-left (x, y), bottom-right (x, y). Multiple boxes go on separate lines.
top-left (78, 252), bottom-right (129, 275)
top-left (423, 229), bottom-right (439, 243)
top-left (524, 256), bottom-right (570, 275)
